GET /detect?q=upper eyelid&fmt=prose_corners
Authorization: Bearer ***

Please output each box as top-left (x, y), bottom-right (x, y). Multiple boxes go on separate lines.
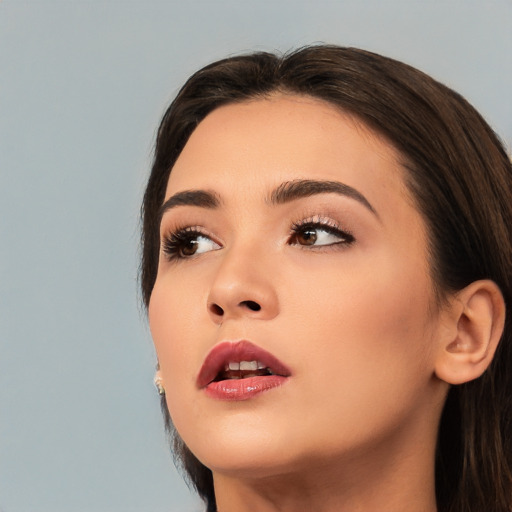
top-left (291, 215), bottom-right (349, 232)
top-left (161, 224), bottom-right (210, 239)
top-left (290, 216), bottom-right (356, 243)
top-left (161, 226), bottom-right (224, 255)
top-left (160, 225), bottom-right (222, 260)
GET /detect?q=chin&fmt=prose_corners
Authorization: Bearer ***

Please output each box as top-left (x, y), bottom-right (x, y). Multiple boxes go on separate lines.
top-left (200, 446), bottom-right (305, 481)
top-left (176, 414), bottom-right (302, 477)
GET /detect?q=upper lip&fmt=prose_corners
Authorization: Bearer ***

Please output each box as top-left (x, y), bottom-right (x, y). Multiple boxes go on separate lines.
top-left (196, 340), bottom-right (292, 388)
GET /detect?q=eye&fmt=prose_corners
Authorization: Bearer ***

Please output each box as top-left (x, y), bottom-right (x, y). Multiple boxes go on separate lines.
top-left (289, 221), bottom-right (354, 247)
top-left (162, 227), bottom-right (221, 260)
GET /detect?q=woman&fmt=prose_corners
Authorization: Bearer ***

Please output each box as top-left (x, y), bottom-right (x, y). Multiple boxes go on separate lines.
top-left (141, 46), bottom-right (512, 512)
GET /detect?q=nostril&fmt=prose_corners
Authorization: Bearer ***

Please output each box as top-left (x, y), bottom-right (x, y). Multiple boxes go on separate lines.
top-left (209, 303), bottom-right (224, 316)
top-left (241, 300), bottom-right (261, 312)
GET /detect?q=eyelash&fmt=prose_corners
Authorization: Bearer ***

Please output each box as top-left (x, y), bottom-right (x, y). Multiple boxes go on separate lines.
top-left (289, 217), bottom-right (355, 248)
top-left (162, 226), bottom-right (216, 261)
top-left (161, 218), bottom-right (355, 261)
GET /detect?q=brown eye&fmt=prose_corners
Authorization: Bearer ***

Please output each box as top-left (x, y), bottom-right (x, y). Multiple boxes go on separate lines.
top-left (180, 239), bottom-right (199, 257)
top-left (163, 230), bottom-right (221, 261)
top-left (290, 222), bottom-right (355, 248)
top-left (295, 228), bottom-right (318, 246)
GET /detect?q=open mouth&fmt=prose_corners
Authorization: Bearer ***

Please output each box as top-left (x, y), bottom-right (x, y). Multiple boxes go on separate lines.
top-left (213, 360), bottom-right (275, 381)
top-left (197, 340), bottom-right (291, 394)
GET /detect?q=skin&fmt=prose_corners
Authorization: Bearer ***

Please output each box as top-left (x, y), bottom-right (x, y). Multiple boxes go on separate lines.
top-left (149, 95), bottom-right (459, 512)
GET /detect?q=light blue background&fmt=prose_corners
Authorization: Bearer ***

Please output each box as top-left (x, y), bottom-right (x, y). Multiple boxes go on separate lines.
top-left (1, 1), bottom-right (511, 511)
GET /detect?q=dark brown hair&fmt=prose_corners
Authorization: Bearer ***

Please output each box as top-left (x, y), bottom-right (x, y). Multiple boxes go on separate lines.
top-left (141, 45), bottom-right (512, 512)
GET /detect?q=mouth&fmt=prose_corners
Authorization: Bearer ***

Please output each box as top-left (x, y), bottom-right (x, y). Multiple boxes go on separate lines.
top-left (197, 340), bottom-right (291, 401)
top-left (213, 360), bottom-right (276, 381)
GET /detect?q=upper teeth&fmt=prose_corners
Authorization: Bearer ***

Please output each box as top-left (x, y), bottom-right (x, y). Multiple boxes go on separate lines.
top-left (227, 360), bottom-right (267, 371)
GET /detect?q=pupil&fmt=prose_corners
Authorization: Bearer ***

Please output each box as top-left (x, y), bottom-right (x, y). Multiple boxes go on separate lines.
top-left (300, 229), bottom-right (317, 245)
top-left (181, 239), bottom-right (198, 256)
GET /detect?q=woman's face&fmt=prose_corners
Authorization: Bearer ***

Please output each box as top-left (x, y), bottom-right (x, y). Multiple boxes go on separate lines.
top-left (149, 95), bottom-right (448, 478)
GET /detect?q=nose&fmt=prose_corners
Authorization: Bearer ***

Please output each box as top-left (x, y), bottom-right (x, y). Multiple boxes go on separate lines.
top-left (207, 246), bottom-right (279, 324)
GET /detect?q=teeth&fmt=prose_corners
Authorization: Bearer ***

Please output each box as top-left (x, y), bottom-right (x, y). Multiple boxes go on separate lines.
top-left (225, 360), bottom-right (266, 371)
top-left (240, 361), bottom-right (258, 371)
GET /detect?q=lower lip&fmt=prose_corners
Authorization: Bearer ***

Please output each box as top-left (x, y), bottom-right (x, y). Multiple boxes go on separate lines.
top-left (204, 376), bottom-right (288, 401)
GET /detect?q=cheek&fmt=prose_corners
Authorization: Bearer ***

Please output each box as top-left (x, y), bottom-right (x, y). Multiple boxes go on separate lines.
top-left (148, 276), bottom-right (206, 405)
top-left (272, 255), bottom-right (438, 452)
top-left (283, 249), bottom-right (436, 385)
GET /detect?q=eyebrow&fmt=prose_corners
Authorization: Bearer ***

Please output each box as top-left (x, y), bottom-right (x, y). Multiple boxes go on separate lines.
top-left (158, 189), bottom-right (220, 221)
top-left (159, 179), bottom-right (377, 222)
top-left (269, 179), bottom-right (378, 216)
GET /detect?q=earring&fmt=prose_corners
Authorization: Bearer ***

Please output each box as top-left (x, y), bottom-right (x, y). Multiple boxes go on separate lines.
top-left (154, 374), bottom-right (165, 396)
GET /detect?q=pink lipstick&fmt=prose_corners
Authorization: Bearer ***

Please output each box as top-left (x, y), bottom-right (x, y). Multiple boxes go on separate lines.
top-left (197, 340), bottom-right (291, 401)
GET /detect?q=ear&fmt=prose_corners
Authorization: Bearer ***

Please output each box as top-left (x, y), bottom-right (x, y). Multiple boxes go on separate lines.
top-left (434, 280), bottom-right (505, 385)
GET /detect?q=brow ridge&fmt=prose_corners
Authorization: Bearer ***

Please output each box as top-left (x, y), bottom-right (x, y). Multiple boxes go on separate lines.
top-left (158, 189), bottom-right (220, 221)
top-left (269, 179), bottom-right (377, 215)
top-left (159, 179), bottom-right (377, 222)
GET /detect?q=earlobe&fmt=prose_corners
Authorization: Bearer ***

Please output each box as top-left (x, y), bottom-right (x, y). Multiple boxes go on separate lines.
top-left (434, 280), bottom-right (505, 385)
top-left (154, 368), bottom-right (166, 396)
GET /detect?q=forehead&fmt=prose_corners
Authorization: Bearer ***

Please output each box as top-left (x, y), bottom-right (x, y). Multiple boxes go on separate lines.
top-left (165, 95), bottom-right (416, 219)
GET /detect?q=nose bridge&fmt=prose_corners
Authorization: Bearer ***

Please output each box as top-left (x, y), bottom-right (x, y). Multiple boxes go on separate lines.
top-left (207, 238), bottom-right (279, 323)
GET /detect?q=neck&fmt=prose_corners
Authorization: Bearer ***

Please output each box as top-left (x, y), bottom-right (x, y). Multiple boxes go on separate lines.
top-left (212, 413), bottom-right (440, 512)
top-left (214, 463), bottom-right (437, 512)
top-left (214, 456), bottom-right (437, 512)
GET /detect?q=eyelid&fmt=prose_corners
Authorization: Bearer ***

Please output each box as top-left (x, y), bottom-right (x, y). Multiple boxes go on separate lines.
top-left (161, 224), bottom-right (209, 239)
top-left (160, 224), bottom-right (222, 262)
top-left (289, 215), bottom-right (355, 245)
top-left (291, 214), bottom-right (350, 234)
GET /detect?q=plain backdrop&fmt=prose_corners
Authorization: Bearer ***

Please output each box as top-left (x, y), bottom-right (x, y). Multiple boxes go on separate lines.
top-left (1, 1), bottom-right (511, 511)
